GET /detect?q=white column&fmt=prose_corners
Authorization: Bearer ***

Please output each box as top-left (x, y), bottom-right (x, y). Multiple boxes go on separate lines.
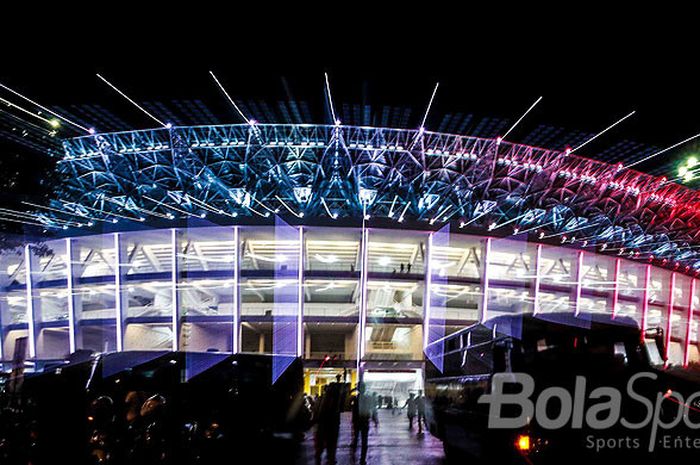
top-left (665, 272), bottom-right (676, 361)
top-left (114, 233), bottom-right (126, 352)
top-left (532, 244), bottom-right (542, 315)
top-left (171, 229), bottom-right (179, 352)
top-left (684, 279), bottom-right (695, 367)
top-left (422, 232), bottom-right (433, 350)
top-left (232, 226), bottom-right (240, 354)
top-left (480, 238), bottom-right (492, 322)
top-left (24, 245), bottom-right (36, 359)
top-left (356, 225), bottom-right (370, 373)
top-left (641, 265), bottom-right (651, 331)
top-left (65, 238), bottom-right (77, 354)
top-left (297, 226), bottom-right (305, 357)
top-left (573, 251), bottom-right (584, 316)
top-left (611, 258), bottom-right (621, 318)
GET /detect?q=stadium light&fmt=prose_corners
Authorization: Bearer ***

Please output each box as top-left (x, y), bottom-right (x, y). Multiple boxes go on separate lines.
top-left (678, 155), bottom-right (699, 183)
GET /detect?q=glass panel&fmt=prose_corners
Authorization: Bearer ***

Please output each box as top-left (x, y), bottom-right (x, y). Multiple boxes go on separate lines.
top-left (579, 252), bottom-right (616, 316)
top-left (239, 222), bottom-right (300, 368)
top-left (72, 235), bottom-right (117, 353)
top-left (429, 283), bottom-right (481, 322)
top-left (368, 230), bottom-right (426, 275)
top-left (649, 267), bottom-right (672, 305)
top-left (367, 281), bottom-right (423, 319)
top-left (538, 246), bottom-right (578, 315)
top-left (241, 278), bottom-right (297, 317)
top-left (669, 309), bottom-right (687, 366)
top-left (122, 230), bottom-right (173, 276)
top-left (426, 227), bottom-right (483, 370)
top-left (617, 260), bottom-right (646, 324)
top-left (241, 226), bottom-right (298, 272)
top-left (304, 279), bottom-right (359, 318)
top-left (431, 234), bottom-right (482, 279)
top-left (120, 230), bottom-right (173, 351)
top-left (690, 311), bottom-right (700, 365)
top-left (364, 323), bottom-right (422, 360)
top-left (1, 247), bottom-right (26, 286)
top-left (487, 238), bottom-right (537, 319)
top-left (177, 227), bottom-right (235, 353)
top-left (487, 239), bottom-right (536, 284)
top-left (31, 240), bottom-right (70, 359)
top-left (305, 227), bottom-right (361, 273)
top-left (0, 248), bottom-right (27, 360)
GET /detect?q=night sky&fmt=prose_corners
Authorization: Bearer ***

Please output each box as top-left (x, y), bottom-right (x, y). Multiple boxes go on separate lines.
top-left (1, 10), bottom-right (699, 234)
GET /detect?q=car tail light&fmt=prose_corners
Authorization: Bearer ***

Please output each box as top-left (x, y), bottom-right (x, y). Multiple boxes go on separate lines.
top-left (516, 434), bottom-right (531, 452)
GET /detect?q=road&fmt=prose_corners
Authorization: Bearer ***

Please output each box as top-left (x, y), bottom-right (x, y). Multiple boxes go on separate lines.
top-left (295, 409), bottom-right (445, 465)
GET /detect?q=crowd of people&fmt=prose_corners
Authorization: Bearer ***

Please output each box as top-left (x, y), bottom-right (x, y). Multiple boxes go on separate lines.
top-left (308, 376), bottom-right (428, 465)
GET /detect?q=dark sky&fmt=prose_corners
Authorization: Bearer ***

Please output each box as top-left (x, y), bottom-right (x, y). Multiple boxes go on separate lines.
top-left (1, 8), bottom-right (699, 216)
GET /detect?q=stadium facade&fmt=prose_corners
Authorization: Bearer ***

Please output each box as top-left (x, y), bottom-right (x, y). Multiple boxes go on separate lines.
top-left (2, 123), bottom-right (700, 394)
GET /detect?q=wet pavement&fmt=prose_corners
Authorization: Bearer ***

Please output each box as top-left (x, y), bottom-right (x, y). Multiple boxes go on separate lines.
top-left (296, 409), bottom-right (446, 465)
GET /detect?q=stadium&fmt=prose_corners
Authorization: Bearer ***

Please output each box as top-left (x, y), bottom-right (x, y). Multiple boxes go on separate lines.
top-left (2, 114), bottom-right (700, 397)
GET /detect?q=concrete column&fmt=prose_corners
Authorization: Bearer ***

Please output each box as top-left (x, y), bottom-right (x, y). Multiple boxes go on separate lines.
top-left (66, 238), bottom-right (78, 353)
top-left (297, 226), bottom-right (305, 356)
top-left (232, 226), bottom-right (240, 353)
top-left (24, 245), bottom-right (37, 358)
top-left (171, 229), bottom-right (179, 352)
top-left (114, 233), bottom-right (127, 351)
top-left (479, 238), bottom-right (492, 322)
top-left (258, 332), bottom-right (265, 353)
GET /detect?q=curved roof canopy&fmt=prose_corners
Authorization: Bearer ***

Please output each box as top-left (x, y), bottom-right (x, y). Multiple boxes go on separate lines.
top-left (40, 123), bottom-right (700, 275)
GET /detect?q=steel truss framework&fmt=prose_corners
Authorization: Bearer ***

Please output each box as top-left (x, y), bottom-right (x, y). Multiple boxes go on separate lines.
top-left (42, 123), bottom-right (700, 277)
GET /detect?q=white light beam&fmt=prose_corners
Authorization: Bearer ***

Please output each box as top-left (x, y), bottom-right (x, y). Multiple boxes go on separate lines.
top-left (419, 82), bottom-right (440, 130)
top-left (0, 81), bottom-right (90, 132)
top-left (96, 74), bottom-right (167, 127)
top-left (501, 96), bottom-right (543, 141)
top-left (324, 72), bottom-right (338, 124)
top-left (571, 111), bottom-right (636, 154)
top-left (626, 130), bottom-right (700, 169)
top-left (0, 96), bottom-right (59, 128)
top-left (209, 71), bottom-right (251, 124)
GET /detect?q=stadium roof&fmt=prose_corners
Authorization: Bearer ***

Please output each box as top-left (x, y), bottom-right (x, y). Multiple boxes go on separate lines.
top-left (16, 121), bottom-right (700, 277)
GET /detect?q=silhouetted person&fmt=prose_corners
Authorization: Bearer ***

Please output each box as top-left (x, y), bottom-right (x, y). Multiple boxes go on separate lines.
top-left (404, 393), bottom-right (417, 430)
top-left (87, 396), bottom-right (116, 464)
top-left (315, 375), bottom-right (345, 465)
top-left (400, 263), bottom-right (405, 273)
top-left (407, 263), bottom-right (412, 273)
top-left (122, 391), bottom-right (146, 464)
top-left (371, 392), bottom-right (379, 428)
top-left (416, 392), bottom-right (426, 435)
top-left (132, 394), bottom-right (169, 464)
top-left (351, 383), bottom-right (372, 465)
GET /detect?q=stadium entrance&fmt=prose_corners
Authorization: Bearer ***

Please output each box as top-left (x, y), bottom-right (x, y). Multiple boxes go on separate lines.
top-left (362, 369), bottom-right (423, 406)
